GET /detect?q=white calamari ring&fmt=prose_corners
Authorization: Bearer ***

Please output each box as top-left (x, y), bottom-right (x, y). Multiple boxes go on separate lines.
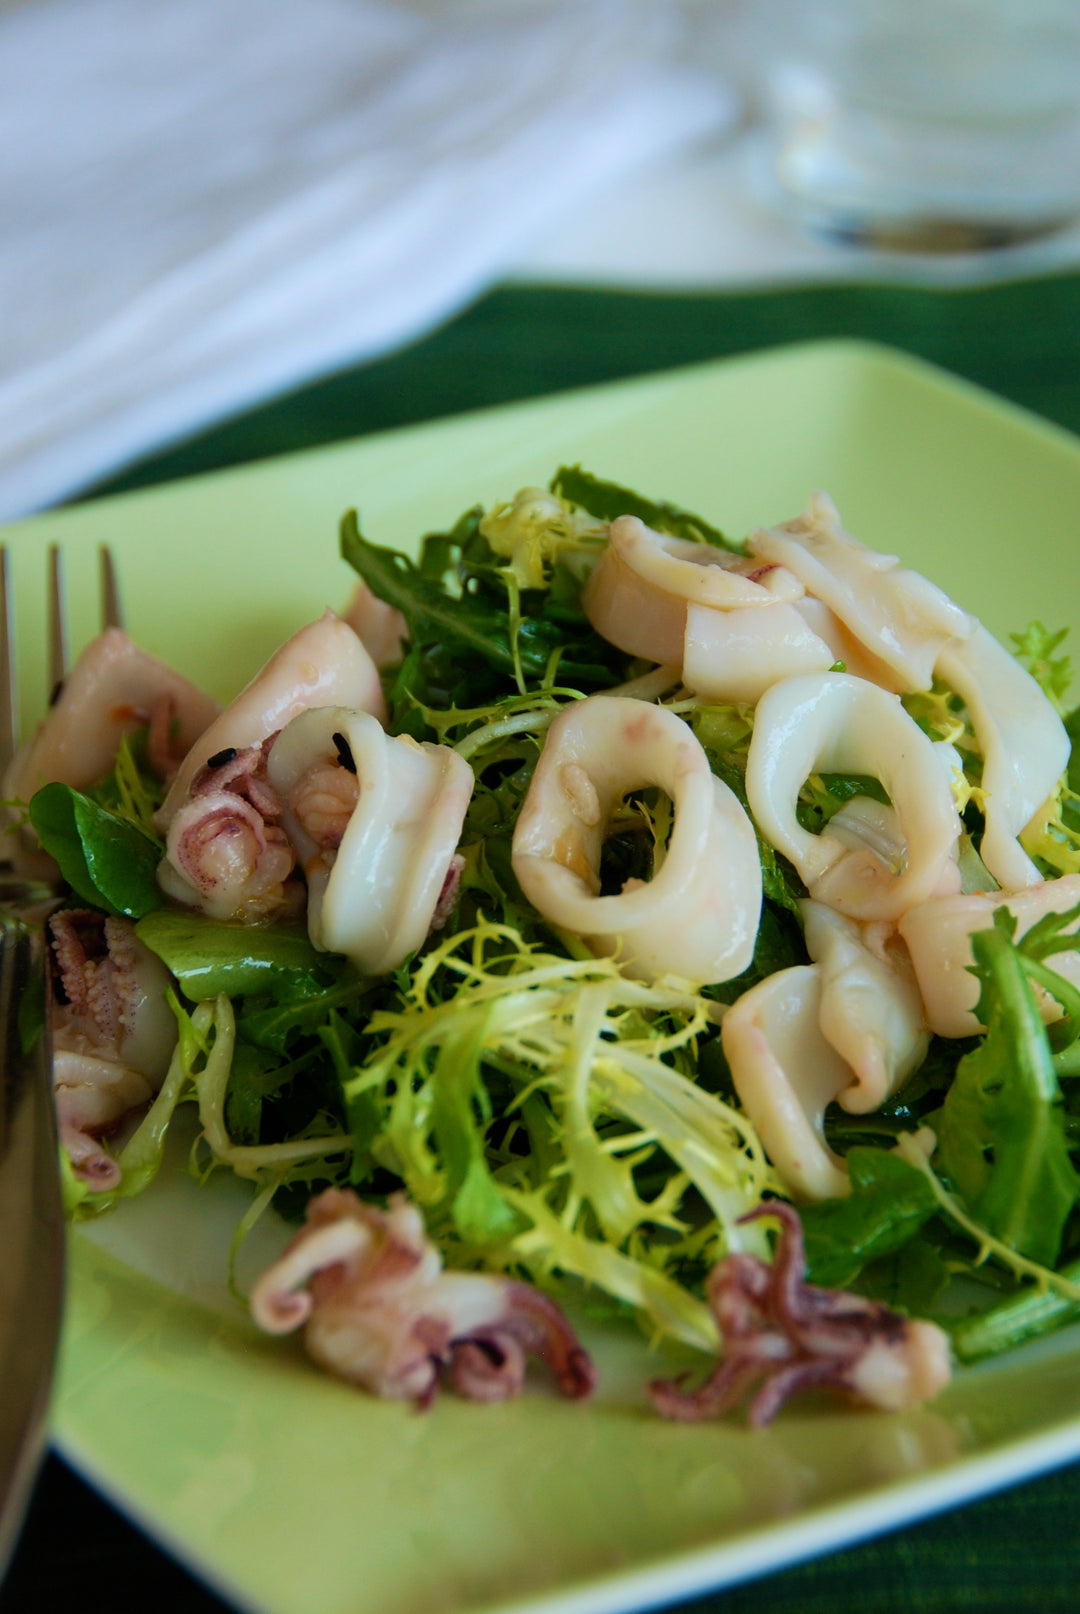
top-left (937, 624), bottom-right (1070, 891)
top-left (745, 672), bottom-right (961, 921)
top-left (512, 695), bottom-right (762, 984)
top-left (158, 611), bottom-right (386, 830)
top-left (898, 874), bottom-right (1080, 1038)
top-left (801, 899), bottom-right (928, 1115)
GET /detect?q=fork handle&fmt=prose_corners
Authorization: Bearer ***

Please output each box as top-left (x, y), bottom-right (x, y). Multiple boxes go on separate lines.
top-left (0, 917), bottom-right (64, 1580)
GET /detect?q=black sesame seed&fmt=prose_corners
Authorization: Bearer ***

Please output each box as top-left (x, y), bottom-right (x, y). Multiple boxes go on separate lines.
top-left (207, 747), bottom-right (238, 769)
top-left (332, 732), bottom-right (357, 774)
top-left (49, 680), bottom-right (64, 707)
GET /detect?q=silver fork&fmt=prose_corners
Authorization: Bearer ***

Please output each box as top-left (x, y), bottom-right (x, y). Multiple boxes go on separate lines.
top-left (0, 544), bottom-right (121, 1579)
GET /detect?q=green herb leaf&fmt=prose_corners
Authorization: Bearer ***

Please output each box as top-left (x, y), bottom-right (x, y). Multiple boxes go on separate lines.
top-left (340, 509), bottom-right (615, 688)
top-left (136, 909), bottom-right (333, 999)
top-left (800, 1146), bottom-right (938, 1289)
top-left (1010, 620), bottom-right (1071, 712)
top-left (937, 910), bottom-right (1080, 1267)
top-left (29, 782), bottom-right (163, 918)
top-left (550, 465), bottom-right (737, 551)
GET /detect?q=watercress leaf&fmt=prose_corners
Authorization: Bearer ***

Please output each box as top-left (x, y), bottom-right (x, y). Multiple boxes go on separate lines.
top-left (29, 782), bottom-right (163, 918)
top-left (136, 909), bottom-right (333, 999)
top-left (550, 465), bottom-right (737, 551)
top-left (800, 1146), bottom-right (938, 1289)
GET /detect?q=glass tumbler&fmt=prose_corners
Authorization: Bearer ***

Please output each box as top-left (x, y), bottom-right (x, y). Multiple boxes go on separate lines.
top-left (759, 0), bottom-right (1080, 250)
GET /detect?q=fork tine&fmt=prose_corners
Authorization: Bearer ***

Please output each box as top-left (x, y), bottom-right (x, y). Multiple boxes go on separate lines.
top-left (0, 550), bottom-right (17, 780)
top-left (46, 545), bottom-right (67, 701)
top-left (99, 544), bottom-right (123, 632)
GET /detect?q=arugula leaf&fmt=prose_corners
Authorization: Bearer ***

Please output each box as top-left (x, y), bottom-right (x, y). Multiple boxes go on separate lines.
top-left (951, 1251), bottom-right (1080, 1362)
top-left (550, 465), bottom-right (737, 551)
top-left (29, 782), bottom-right (163, 918)
top-left (936, 909), bottom-right (1080, 1267)
top-left (136, 909), bottom-right (333, 999)
top-left (340, 509), bottom-right (616, 689)
top-left (800, 1147), bottom-right (938, 1289)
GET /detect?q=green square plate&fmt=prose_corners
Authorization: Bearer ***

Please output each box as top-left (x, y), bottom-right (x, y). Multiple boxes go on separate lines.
top-left (9, 339), bottom-right (1080, 1614)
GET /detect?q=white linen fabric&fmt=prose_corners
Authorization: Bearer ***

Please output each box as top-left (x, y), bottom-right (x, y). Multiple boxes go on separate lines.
top-left (0, 0), bottom-right (734, 520)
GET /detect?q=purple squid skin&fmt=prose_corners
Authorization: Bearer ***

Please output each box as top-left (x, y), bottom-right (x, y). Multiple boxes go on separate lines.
top-left (251, 1188), bottom-right (595, 1407)
top-left (649, 1201), bottom-right (950, 1427)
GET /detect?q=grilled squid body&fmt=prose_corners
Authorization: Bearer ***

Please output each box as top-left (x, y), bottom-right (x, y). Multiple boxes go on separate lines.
top-left (899, 874), bottom-right (1080, 1038)
top-left (747, 492), bottom-right (974, 693)
top-left (582, 514), bottom-right (806, 666)
top-left (721, 903), bottom-right (928, 1200)
top-left (49, 911), bottom-right (177, 1191)
top-left (746, 494), bottom-right (1068, 889)
top-left (745, 672), bottom-right (962, 923)
top-left (5, 628), bottom-right (220, 806)
top-left (340, 580), bottom-right (408, 670)
top-left (156, 613), bottom-right (386, 923)
top-left (4, 628), bottom-right (220, 876)
top-left (267, 706), bottom-right (474, 976)
top-left (512, 695), bottom-right (761, 984)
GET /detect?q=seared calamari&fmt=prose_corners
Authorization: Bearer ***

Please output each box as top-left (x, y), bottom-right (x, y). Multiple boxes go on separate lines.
top-left (267, 706), bottom-right (473, 975)
top-left (899, 874), bottom-right (1080, 1037)
top-left (721, 902), bottom-right (928, 1199)
top-left (747, 492), bottom-right (974, 693)
top-left (745, 672), bottom-right (962, 922)
top-left (4, 627), bottom-right (219, 876)
top-left (747, 494), bottom-right (1069, 889)
top-left (250, 1189), bottom-right (595, 1405)
top-left (649, 1202), bottom-right (951, 1425)
top-left (157, 613), bottom-right (385, 923)
top-left (49, 909), bottom-right (177, 1190)
top-left (512, 695), bottom-right (761, 984)
top-left (582, 514), bottom-right (805, 666)
top-left (5, 627), bottom-right (219, 806)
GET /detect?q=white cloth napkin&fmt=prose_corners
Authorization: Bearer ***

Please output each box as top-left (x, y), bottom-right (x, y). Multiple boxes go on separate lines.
top-left (0, 0), bottom-right (734, 522)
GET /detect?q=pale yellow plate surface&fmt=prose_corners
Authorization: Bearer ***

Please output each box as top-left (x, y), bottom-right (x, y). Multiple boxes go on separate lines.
top-left (9, 340), bottom-right (1080, 1614)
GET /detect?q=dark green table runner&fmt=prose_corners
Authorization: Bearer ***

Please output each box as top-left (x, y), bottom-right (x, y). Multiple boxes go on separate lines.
top-left (9, 272), bottom-right (1080, 1614)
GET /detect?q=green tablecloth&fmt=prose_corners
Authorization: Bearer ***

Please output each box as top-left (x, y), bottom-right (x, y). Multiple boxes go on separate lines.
top-left (7, 271), bottom-right (1080, 1614)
